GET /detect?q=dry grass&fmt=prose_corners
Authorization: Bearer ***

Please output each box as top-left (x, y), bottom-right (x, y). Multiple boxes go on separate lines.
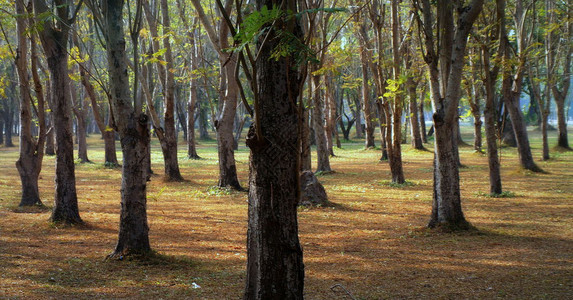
top-left (0, 127), bottom-right (571, 299)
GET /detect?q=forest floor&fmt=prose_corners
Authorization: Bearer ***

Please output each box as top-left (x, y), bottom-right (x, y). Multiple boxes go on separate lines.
top-left (0, 126), bottom-right (571, 299)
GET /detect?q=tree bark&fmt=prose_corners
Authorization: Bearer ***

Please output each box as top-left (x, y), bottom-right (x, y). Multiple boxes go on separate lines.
top-left (15, 0), bottom-right (46, 206)
top-left (311, 70), bottom-right (332, 173)
top-left (418, 0), bottom-right (483, 229)
top-left (245, 1), bottom-right (304, 298)
top-left (34, 0), bottom-right (82, 224)
top-left (482, 40), bottom-right (503, 195)
top-left (100, 0), bottom-right (151, 257)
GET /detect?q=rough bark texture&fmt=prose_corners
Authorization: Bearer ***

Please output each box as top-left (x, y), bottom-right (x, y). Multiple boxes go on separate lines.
top-left (34, 0), bottom-right (82, 224)
top-left (482, 44), bottom-right (502, 195)
top-left (15, 0), bottom-right (46, 206)
top-left (311, 71), bottom-right (332, 173)
top-left (102, 0), bottom-right (151, 257)
top-left (244, 1), bottom-right (304, 298)
top-left (419, 0), bottom-right (483, 229)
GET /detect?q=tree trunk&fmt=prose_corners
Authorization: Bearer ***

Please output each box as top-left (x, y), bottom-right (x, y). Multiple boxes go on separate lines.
top-left (311, 71), bottom-right (331, 173)
top-left (408, 78), bottom-right (423, 149)
top-left (216, 57), bottom-right (242, 189)
top-left (300, 104), bottom-right (311, 171)
top-left (553, 91), bottom-right (570, 149)
top-left (419, 90), bottom-right (427, 143)
top-left (245, 1), bottom-right (304, 297)
top-left (484, 101), bottom-right (502, 194)
top-left (482, 37), bottom-right (503, 195)
top-left (45, 112), bottom-right (55, 155)
top-left (71, 83), bottom-right (90, 163)
top-left (187, 81), bottom-right (200, 159)
top-left (324, 75), bottom-right (336, 156)
top-left (502, 83), bottom-right (541, 171)
top-left (34, 0), bottom-right (82, 224)
top-left (3, 96), bottom-right (15, 147)
top-left (102, 0), bottom-right (151, 257)
top-left (429, 117), bottom-right (468, 229)
top-left (359, 41), bottom-right (375, 149)
top-left (388, 0), bottom-right (404, 183)
top-left (418, 0), bottom-right (483, 229)
top-left (15, 0), bottom-right (46, 206)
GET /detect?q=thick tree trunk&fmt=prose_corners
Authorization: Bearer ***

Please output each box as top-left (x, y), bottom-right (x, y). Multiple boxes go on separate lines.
top-left (15, 1), bottom-right (45, 206)
top-left (429, 117), bottom-right (468, 229)
top-left (419, 0), bottom-right (483, 229)
top-left (34, 0), bottom-right (82, 224)
top-left (49, 51), bottom-right (82, 224)
top-left (245, 1), bottom-right (304, 297)
top-left (103, 0), bottom-right (151, 257)
top-left (483, 48), bottom-right (502, 194)
top-left (311, 72), bottom-right (332, 173)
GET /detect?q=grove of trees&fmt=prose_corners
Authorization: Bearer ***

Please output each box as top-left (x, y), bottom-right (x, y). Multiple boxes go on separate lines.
top-left (0, 0), bottom-right (570, 298)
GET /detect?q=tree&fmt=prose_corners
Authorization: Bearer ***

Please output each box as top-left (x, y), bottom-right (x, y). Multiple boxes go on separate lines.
top-left (415, 0), bottom-right (484, 229)
top-left (190, 0), bottom-right (243, 190)
top-left (33, 0), bottom-right (83, 224)
top-left (91, 0), bottom-right (152, 257)
top-left (73, 27), bottom-right (120, 167)
top-left (475, 0), bottom-right (505, 195)
top-left (141, 0), bottom-right (184, 181)
top-left (174, 0), bottom-right (201, 159)
top-left (499, 0), bottom-right (542, 172)
top-left (548, 0), bottom-right (571, 149)
top-left (244, 1), bottom-right (304, 298)
top-left (15, 0), bottom-right (47, 206)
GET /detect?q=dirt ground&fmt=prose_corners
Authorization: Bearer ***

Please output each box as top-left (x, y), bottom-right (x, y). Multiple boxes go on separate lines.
top-left (0, 129), bottom-right (571, 299)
